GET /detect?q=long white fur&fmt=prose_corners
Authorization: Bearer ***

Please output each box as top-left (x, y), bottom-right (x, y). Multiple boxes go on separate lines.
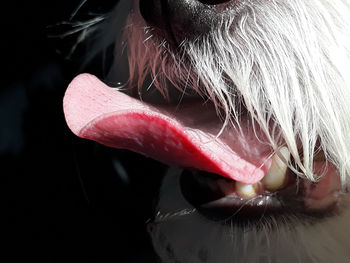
top-left (124, 0), bottom-right (350, 186)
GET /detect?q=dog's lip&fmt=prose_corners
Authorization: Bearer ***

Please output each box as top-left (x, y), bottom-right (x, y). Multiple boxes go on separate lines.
top-left (63, 73), bottom-right (272, 184)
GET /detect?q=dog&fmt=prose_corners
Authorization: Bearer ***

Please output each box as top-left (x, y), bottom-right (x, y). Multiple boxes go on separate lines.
top-left (63, 0), bottom-right (350, 262)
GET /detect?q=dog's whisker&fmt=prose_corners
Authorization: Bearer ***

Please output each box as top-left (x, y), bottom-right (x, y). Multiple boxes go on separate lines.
top-left (143, 34), bottom-right (153, 43)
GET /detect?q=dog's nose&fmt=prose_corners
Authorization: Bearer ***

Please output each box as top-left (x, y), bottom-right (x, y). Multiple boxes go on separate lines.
top-left (139, 0), bottom-right (231, 43)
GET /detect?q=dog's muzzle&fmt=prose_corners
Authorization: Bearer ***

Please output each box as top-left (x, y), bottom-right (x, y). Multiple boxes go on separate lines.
top-left (139, 0), bottom-right (233, 43)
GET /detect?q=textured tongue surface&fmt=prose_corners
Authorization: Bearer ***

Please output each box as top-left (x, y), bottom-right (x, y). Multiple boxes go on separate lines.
top-left (63, 74), bottom-right (272, 184)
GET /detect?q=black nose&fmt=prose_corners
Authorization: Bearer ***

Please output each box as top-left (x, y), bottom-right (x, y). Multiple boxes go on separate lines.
top-left (139, 0), bottom-right (232, 43)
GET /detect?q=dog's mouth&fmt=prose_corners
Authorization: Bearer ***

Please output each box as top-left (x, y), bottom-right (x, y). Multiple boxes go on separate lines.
top-left (180, 162), bottom-right (343, 223)
top-left (63, 73), bottom-right (344, 216)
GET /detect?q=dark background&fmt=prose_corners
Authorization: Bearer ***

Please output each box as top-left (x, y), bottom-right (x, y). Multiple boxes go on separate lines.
top-left (1, 1), bottom-right (165, 261)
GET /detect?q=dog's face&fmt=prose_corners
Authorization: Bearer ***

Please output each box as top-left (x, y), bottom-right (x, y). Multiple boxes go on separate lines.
top-left (64, 0), bottom-right (350, 262)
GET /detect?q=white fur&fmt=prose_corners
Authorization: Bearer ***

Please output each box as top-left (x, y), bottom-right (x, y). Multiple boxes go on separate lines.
top-left (121, 0), bottom-right (350, 186)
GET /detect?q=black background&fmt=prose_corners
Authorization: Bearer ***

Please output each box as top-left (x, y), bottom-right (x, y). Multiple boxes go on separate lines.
top-left (1, 1), bottom-right (165, 261)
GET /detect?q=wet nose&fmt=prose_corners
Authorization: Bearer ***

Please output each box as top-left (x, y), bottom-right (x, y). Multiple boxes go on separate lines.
top-left (139, 0), bottom-right (232, 43)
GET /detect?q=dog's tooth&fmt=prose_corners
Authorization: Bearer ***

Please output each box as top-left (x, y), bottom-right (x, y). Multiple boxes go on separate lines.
top-left (262, 147), bottom-right (290, 191)
top-left (236, 182), bottom-right (257, 198)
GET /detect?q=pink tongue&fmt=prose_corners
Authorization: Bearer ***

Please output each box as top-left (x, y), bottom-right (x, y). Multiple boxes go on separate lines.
top-left (63, 74), bottom-right (272, 184)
